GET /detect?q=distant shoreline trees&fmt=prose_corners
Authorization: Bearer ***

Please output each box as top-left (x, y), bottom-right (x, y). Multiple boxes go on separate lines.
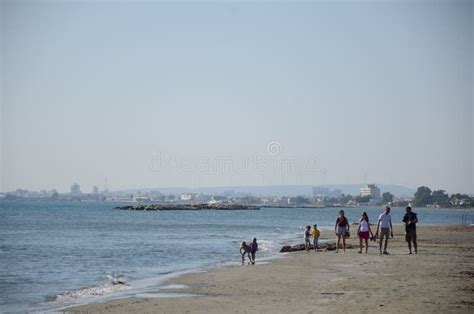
top-left (382, 192), bottom-right (394, 203)
top-left (413, 186), bottom-right (471, 208)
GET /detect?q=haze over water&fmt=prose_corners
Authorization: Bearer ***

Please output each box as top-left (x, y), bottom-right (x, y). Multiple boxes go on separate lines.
top-left (2, 1), bottom-right (472, 194)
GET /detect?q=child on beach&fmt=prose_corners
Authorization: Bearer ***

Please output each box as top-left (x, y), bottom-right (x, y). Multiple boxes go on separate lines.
top-left (304, 226), bottom-right (311, 251)
top-left (240, 241), bottom-right (253, 265)
top-left (311, 224), bottom-right (320, 252)
top-left (250, 238), bottom-right (258, 265)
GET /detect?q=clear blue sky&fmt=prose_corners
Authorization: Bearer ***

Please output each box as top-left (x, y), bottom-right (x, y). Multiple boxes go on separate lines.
top-left (1, 0), bottom-right (473, 194)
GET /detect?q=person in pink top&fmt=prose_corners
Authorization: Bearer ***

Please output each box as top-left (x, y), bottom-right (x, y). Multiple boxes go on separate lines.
top-left (357, 212), bottom-right (374, 253)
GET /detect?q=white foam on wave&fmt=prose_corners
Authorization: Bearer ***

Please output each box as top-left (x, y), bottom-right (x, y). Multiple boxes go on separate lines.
top-left (160, 284), bottom-right (188, 290)
top-left (217, 260), bottom-right (243, 268)
top-left (48, 269), bottom-right (205, 312)
top-left (50, 283), bottom-right (129, 303)
top-left (255, 239), bottom-right (274, 253)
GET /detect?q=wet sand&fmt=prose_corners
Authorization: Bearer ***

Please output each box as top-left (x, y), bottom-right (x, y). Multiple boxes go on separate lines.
top-left (66, 225), bottom-right (474, 313)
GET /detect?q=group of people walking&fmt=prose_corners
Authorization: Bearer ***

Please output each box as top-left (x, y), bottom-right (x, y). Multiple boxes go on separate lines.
top-left (241, 206), bottom-right (418, 265)
top-left (305, 206), bottom-right (418, 254)
top-left (334, 206), bottom-right (418, 254)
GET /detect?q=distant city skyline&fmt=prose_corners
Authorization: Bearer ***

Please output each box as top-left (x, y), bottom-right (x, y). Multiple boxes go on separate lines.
top-left (1, 1), bottom-right (472, 194)
top-left (0, 182), bottom-right (448, 198)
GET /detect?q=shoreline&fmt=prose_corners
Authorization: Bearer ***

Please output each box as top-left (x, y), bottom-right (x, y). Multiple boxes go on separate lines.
top-left (48, 242), bottom-right (291, 312)
top-left (55, 251), bottom-right (290, 312)
top-left (66, 225), bottom-right (474, 313)
top-left (56, 233), bottom-right (347, 311)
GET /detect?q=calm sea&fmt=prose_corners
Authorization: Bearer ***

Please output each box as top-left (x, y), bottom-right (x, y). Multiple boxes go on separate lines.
top-left (0, 201), bottom-right (472, 312)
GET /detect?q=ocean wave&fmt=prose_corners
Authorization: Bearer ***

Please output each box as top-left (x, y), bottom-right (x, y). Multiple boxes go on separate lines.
top-left (255, 239), bottom-right (275, 253)
top-left (47, 283), bottom-right (128, 303)
top-left (48, 272), bottom-right (128, 304)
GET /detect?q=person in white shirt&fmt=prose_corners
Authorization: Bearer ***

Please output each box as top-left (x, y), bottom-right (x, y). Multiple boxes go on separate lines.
top-left (357, 212), bottom-right (374, 254)
top-left (375, 206), bottom-right (393, 255)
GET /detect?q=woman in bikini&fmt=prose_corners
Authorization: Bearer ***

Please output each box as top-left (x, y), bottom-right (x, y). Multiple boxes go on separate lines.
top-left (334, 210), bottom-right (350, 253)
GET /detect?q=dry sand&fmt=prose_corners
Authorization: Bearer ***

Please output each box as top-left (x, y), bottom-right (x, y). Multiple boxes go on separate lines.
top-left (66, 225), bottom-right (474, 313)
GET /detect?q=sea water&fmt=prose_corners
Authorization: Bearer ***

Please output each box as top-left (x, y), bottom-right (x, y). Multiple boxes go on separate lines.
top-left (0, 201), bottom-right (472, 312)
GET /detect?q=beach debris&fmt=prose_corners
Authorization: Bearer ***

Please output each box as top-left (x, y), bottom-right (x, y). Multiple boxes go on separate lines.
top-left (279, 242), bottom-right (354, 253)
top-left (459, 271), bottom-right (474, 278)
top-left (321, 292), bottom-right (345, 295)
top-left (106, 272), bottom-right (127, 285)
top-left (111, 278), bottom-right (127, 285)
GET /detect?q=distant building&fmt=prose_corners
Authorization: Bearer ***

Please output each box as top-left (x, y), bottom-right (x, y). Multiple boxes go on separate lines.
top-left (180, 193), bottom-right (195, 201)
top-left (106, 197), bottom-right (133, 202)
top-left (133, 195), bottom-right (150, 202)
top-left (312, 187), bottom-right (342, 198)
top-left (70, 183), bottom-right (81, 195)
top-left (449, 195), bottom-right (471, 207)
top-left (92, 186), bottom-right (99, 195)
top-left (360, 184), bottom-right (381, 199)
top-left (132, 192), bottom-right (150, 202)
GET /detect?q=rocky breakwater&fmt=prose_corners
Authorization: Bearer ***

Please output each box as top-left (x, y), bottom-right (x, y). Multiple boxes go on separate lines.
top-left (114, 203), bottom-right (260, 211)
top-left (280, 242), bottom-right (354, 253)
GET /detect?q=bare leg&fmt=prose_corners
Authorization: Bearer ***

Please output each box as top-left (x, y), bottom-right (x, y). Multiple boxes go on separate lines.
top-left (336, 235), bottom-right (341, 253)
top-left (384, 237), bottom-right (388, 252)
top-left (379, 235), bottom-right (383, 253)
top-left (364, 238), bottom-right (369, 253)
top-left (408, 240), bottom-right (412, 254)
top-left (359, 237), bottom-right (363, 253)
top-left (241, 254), bottom-right (245, 265)
top-left (342, 236), bottom-right (346, 253)
top-left (413, 240), bottom-right (418, 254)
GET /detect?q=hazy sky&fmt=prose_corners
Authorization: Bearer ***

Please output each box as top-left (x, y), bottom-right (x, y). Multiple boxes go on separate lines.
top-left (1, 0), bottom-right (473, 194)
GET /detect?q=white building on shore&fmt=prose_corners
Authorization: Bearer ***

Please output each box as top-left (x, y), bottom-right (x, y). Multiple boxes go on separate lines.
top-left (360, 184), bottom-right (381, 200)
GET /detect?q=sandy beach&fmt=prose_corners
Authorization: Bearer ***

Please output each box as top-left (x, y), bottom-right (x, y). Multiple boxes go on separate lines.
top-left (66, 225), bottom-right (474, 313)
